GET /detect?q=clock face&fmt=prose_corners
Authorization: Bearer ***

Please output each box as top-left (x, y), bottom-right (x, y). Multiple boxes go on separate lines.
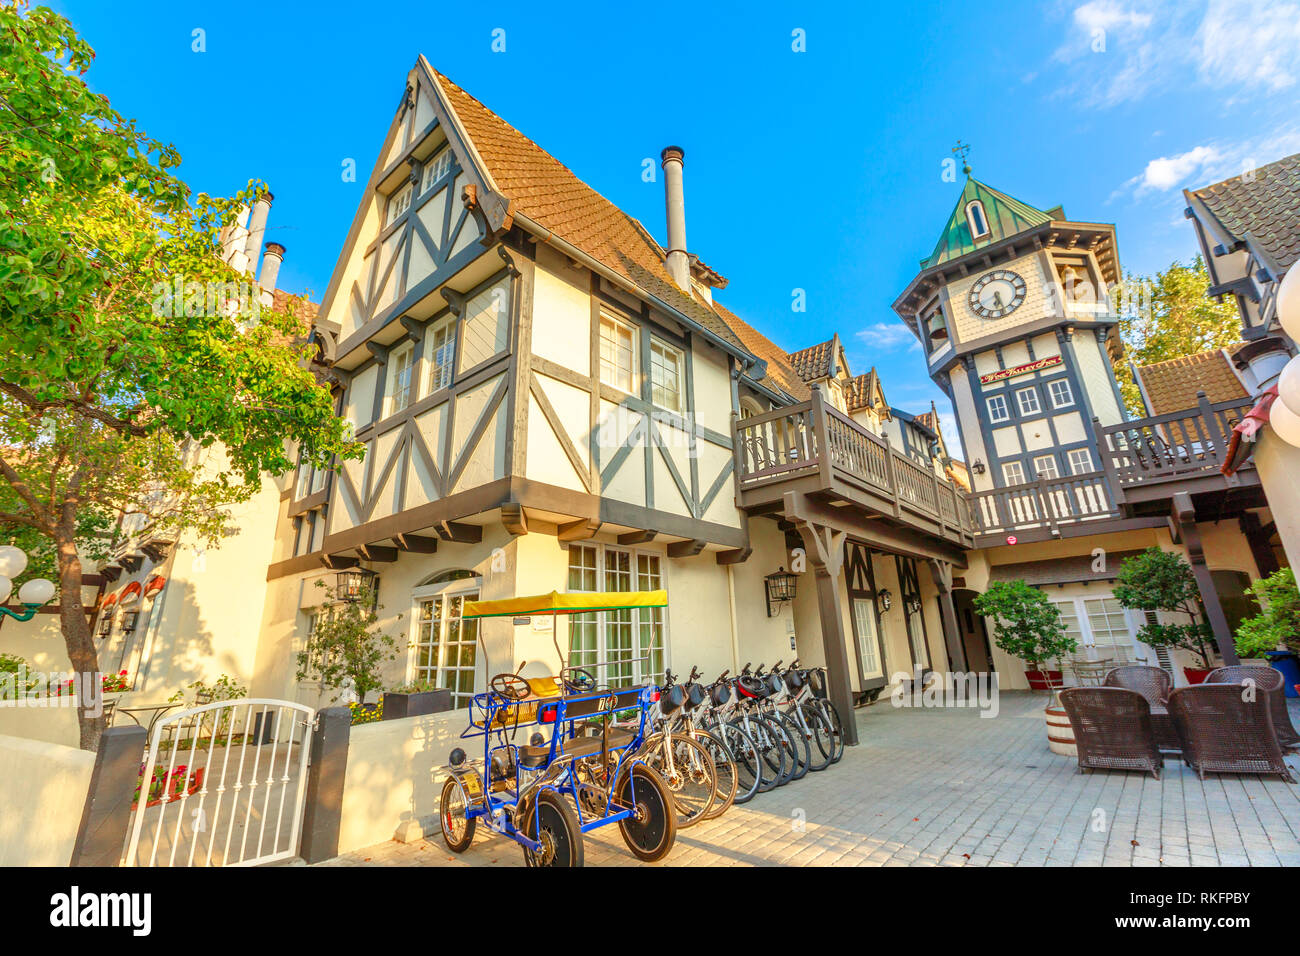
top-left (969, 270), bottom-right (1027, 319)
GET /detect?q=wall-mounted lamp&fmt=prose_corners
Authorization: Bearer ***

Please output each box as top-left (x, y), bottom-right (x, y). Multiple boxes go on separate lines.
top-left (877, 588), bottom-right (893, 613)
top-left (764, 567), bottom-right (798, 617)
top-left (905, 596), bottom-right (922, 616)
top-left (335, 567), bottom-right (379, 603)
top-left (120, 610), bottom-right (140, 633)
top-left (98, 614), bottom-right (114, 637)
top-left (972, 459), bottom-right (986, 476)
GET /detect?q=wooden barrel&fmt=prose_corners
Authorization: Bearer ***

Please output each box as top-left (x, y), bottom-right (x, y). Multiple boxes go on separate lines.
top-left (1046, 701), bottom-right (1076, 756)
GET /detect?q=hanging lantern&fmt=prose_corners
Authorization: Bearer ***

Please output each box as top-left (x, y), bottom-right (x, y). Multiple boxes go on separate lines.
top-left (335, 566), bottom-right (379, 603)
top-left (764, 567), bottom-right (798, 617)
top-left (877, 588), bottom-right (894, 613)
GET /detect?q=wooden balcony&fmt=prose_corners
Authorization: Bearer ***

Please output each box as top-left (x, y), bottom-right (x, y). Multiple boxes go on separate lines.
top-left (733, 390), bottom-right (975, 551)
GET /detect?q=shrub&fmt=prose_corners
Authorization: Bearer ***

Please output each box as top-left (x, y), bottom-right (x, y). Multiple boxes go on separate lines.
top-left (297, 581), bottom-right (400, 706)
top-left (1236, 568), bottom-right (1300, 658)
top-left (973, 580), bottom-right (1076, 686)
top-left (1113, 548), bottom-right (1216, 668)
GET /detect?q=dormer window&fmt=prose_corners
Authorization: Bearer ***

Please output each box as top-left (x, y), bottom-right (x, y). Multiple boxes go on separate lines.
top-left (386, 182), bottom-right (413, 226)
top-left (965, 200), bottom-right (990, 239)
top-left (421, 146), bottom-right (453, 193)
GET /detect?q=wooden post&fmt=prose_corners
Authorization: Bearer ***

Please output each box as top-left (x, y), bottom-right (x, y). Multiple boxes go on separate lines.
top-left (927, 559), bottom-right (968, 673)
top-left (810, 384), bottom-right (834, 488)
top-left (881, 434), bottom-right (902, 517)
top-left (796, 518), bottom-right (858, 746)
top-left (1174, 493), bottom-right (1239, 667)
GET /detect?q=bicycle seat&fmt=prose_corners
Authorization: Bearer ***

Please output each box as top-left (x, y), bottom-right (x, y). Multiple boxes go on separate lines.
top-left (517, 744), bottom-right (551, 769)
top-left (561, 728), bottom-right (634, 758)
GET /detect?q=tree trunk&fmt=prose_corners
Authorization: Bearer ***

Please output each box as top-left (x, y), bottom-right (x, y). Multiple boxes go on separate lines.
top-left (56, 524), bottom-right (103, 751)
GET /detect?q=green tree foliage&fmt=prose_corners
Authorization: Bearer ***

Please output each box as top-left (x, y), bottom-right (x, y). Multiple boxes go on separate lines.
top-left (297, 583), bottom-right (401, 705)
top-left (1236, 568), bottom-right (1300, 659)
top-left (0, 3), bottom-right (361, 749)
top-left (973, 581), bottom-right (1076, 687)
top-left (1113, 548), bottom-right (1216, 668)
top-left (1113, 256), bottom-right (1240, 415)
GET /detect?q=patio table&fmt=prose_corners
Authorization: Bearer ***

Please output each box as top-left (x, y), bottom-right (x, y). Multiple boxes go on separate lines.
top-left (1068, 657), bottom-right (1113, 687)
top-left (117, 701), bottom-right (180, 739)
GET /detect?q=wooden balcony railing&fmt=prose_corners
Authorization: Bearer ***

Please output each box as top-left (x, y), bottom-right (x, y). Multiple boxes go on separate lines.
top-left (733, 390), bottom-right (974, 544)
top-left (970, 470), bottom-right (1116, 537)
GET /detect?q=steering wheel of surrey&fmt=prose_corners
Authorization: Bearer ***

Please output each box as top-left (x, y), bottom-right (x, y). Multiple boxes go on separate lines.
top-left (561, 667), bottom-right (597, 693)
top-left (490, 673), bottom-right (531, 701)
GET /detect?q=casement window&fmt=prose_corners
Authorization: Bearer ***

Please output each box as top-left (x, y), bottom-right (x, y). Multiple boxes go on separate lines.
top-left (1068, 448), bottom-right (1094, 475)
top-left (427, 316), bottom-right (456, 392)
top-left (386, 342), bottom-right (417, 415)
top-left (1048, 378), bottom-right (1074, 408)
top-left (1002, 461), bottom-right (1027, 485)
top-left (965, 200), bottom-right (990, 239)
top-left (567, 544), bottom-right (665, 687)
top-left (599, 312), bottom-right (638, 394)
top-left (421, 146), bottom-right (453, 192)
top-left (650, 338), bottom-right (684, 412)
top-left (1051, 596), bottom-right (1138, 665)
top-left (411, 574), bottom-right (481, 708)
top-left (386, 182), bottom-right (412, 226)
top-left (986, 393), bottom-right (1009, 423)
top-left (1033, 455), bottom-right (1060, 480)
top-left (1016, 387), bottom-right (1041, 416)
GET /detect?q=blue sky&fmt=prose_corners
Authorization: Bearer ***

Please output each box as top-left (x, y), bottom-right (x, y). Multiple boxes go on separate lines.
top-left (53, 0), bottom-right (1300, 453)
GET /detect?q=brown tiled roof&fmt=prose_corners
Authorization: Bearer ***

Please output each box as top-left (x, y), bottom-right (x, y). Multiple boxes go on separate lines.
top-left (1134, 346), bottom-right (1249, 416)
top-left (427, 65), bottom-right (743, 351)
top-left (710, 301), bottom-right (809, 401)
top-left (273, 288), bottom-right (319, 326)
top-left (843, 370), bottom-right (883, 412)
top-left (787, 338), bottom-right (837, 382)
top-left (1190, 152), bottom-right (1300, 271)
top-left (915, 408), bottom-right (939, 433)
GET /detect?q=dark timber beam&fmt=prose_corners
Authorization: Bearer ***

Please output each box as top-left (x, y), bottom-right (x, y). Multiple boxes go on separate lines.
top-left (1240, 512), bottom-right (1280, 577)
top-left (558, 518), bottom-right (601, 542)
top-left (927, 558), bottom-right (968, 673)
top-left (617, 530), bottom-right (656, 545)
top-left (436, 520), bottom-right (483, 544)
top-left (666, 538), bottom-right (707, 558)
top-left (715, 547), bottom-right (752, 566)
top-left (394, 533), bottom-right (438, 554)
top-left (321, 553), bottom-right (359, 570)
top-left (357, 544), bottom-right (398, 563)
top-left (1174, 493), bottom-right (1239, 666)
top-left (795, 519), bottom-right (858, 746)
top-left (501, 502), bottom-right (528, 537)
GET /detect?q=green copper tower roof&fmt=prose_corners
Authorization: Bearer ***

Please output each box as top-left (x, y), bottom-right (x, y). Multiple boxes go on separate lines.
top-left (923, 177), bottom-right (1058, 269)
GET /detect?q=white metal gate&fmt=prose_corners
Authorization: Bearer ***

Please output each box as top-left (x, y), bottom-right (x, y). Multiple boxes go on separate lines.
top-left (123, 699), bottom-right (315, 867)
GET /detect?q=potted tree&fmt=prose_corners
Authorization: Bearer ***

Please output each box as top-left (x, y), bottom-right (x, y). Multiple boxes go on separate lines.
top-left (1114, 548), bottom-right (1217, 684)
top-left (296, 581), bottom-right (401, 723)
top-left (1237, 568), bottom-right (1300, 695)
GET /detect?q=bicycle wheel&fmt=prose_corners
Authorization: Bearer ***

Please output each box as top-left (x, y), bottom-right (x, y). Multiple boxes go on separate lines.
top-left (755, 714), bottom-right (796, 787)
top-left (616, 763), bottom-right (677, 862)
top-left (521, 790), bottom-right (584, 867)
top-left (818, 699), bottom-right (846, 764)
top-left (643, 732), bottom-right (716, 828)
top-left (798, 703), bottom-right (834, 772)
top-left (694, 729), bottom-right (736, 820)
top-left (439, 776), bottom-right (476, 852)
top-left (716, 722), bottom-right (762, 804)
top-left (731, 716), bottom-right (784, 792)
top-left (773, 711), bottom-right (810, 781)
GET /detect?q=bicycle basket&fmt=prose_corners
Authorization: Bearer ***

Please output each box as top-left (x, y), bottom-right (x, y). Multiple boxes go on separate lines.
top-left (659, 683), bottom-right (686, 716)
top-left (783, 668), bottom-right (805, 693)
top-left (808, 668), bottom-right (825, 695)
top-left (710, 682), bottom-right (732, 707)
top-left (685, 683), bottom-right (707, 710)
top-left (765, 674), bottom-right (783, 695)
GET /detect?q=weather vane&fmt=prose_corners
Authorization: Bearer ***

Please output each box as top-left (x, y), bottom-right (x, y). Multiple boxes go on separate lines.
top-left (952, 140), bottom-right (972, 175)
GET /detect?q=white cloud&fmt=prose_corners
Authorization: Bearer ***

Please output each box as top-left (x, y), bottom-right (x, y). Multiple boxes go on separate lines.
top-left (1195, 0), bottom-right (1300, 94)
top-left (1131, 144), bottom-right (1221, 193)
top-left (1116, 125), bottom-right (1300, 199)
top-left (854, 323), bottom-right (920, 352)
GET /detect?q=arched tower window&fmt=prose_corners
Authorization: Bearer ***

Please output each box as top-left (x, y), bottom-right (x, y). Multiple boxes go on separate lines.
top-left (965, 200), bottom-right (990, 239)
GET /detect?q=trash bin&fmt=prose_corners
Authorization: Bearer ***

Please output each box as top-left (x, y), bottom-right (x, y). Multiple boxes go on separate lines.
top-left (1265, 650), bottom-right (1300, 698)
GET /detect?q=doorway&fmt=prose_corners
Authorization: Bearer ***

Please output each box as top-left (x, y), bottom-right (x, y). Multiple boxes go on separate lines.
top-left (953, 588), bottom-right (994, 673)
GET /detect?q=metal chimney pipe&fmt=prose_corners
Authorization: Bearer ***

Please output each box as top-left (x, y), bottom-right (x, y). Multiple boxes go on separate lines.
top-left (242, 192), bottom-right (273, 277)
top-left (660, 146), bottom-right (690, 292)
top-left (259, 242), bottom-right (285, 294)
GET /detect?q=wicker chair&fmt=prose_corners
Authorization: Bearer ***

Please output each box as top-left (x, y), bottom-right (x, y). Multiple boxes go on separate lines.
top-left (1103, 665), bottom-right (1179, 752)
top-left (1059, 687), bottom-right (1163, 779)
top-left (1206, 665), bottom-right (1300, 750)
top-left (1167, 684), bottom-right (1296, 783)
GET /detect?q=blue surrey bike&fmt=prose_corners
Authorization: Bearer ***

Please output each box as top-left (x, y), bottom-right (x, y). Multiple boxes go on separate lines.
top-left (437, 590), bottom-right (677, 867)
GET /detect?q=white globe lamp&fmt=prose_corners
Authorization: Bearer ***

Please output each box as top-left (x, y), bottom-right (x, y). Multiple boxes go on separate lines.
top-left (0, 545), bottom-right (27, 579)
top-left (0, 575), bottom-right (11, 606)
top-left (1270, 392), bottom-right (1300, 448)
top-left (17, 578), bottom-right (56, 607)
top-left (1279, 356), bottom-right (1300, 416)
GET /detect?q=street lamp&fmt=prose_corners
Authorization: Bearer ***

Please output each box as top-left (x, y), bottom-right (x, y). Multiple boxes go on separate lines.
top-left (335, 566), bottom-right (378, 603)
top-left (0, 546), bottom-right (56, 622)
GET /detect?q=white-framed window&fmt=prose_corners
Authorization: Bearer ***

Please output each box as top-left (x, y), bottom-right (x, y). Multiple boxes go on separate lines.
top-left (1016, 387), bottom-right (1041, 416)
top-left (1002, 461), bottom-right (1027, 485)
top-left (1048, 378), bottom-right (1074, 408)
top-left (649, 338), bottom-right (684, 412)
top-left (1033, 455), bottom-right (1059, 479)
top-left (411, 575), bottom-right (481, 708)
top-left (567, 544), bottom-right (665, 687)
top-left (386, 182), bottom-right (413, 226)
top-left (965, 200), bottom-right (990, 239)
top-left (421, 146), bottom-right (453, 192)
top-left (1068, 448), bottom-right (1094, 474)
top-left (1051, 595), bottom-right (1139, 666)
top-left (986, 393), bottom-right (1010, 423)
top-left (427, 316), bottom-right (456, 392)
top-left (387, 341), bottom-right (417, 415)
top-left (850, 598), bottom-right (883, 680)
top-left (599, 312), bottom-right (638, 394)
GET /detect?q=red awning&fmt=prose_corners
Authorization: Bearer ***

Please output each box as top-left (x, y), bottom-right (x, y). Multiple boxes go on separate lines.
top-left (119, 581), bottom-right (143, 606)
top-left (1222, 386), bottom-right (1276, 477)
top-left (143, 574), bottom-right (166, 598)
top-left (99, 591), bottom-right (118, 610)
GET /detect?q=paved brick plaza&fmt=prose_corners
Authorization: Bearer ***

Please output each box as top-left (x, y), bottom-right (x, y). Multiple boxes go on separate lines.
top-left (321, 692), bottom-right (1300, 867)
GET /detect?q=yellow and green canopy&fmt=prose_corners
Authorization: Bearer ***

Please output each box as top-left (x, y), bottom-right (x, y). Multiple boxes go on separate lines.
top-left (462, 590), bottom-right (667, 619)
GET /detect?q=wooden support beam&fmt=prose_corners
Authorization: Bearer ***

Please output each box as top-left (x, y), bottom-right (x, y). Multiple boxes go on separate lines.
top-left (321, 553), bottom-right (359, 570)
top-left (394, 533), bottom-right (438, 554)
top-left (715, 547), bottom-right (752, 566)
top-left (927, 558), bottom-right (968, 673)
top-left (617, 530), bottom-right (656, 545)
top-left (357, 543), bottom-right (399, 562)
top-left (436, 520), bottom-right (483, 544)
top-left (666, 538), bottom-right (707, 558)
top-left (501, 502), bottom-right (528, 537)
top-left (558, 518), bottom-right (601, 542)
top-left (1173, 492), bottom-right (1239, 666)
top-left (120, 555), bottom-right (142, 573)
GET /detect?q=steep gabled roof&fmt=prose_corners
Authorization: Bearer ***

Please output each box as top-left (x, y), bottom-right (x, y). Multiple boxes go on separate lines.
top-left (843, 369), bottom-right (887, 414)
top-left (711, 300), bottom-right (809, 401)
top-left (787, 335), bottom-right (848, 383)
top-left (424, 63), bottom-right (743, 351)
top-left (925, 177), bottom-right (1056, 269)
top-left (1133, 346), bottom-right (1249, 416)
top-left (1187, 152), bottom-right (1300, 272)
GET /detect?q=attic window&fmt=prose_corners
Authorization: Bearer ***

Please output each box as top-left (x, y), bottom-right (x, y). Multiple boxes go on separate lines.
top-left (386, 182), bottom-right (413, 226)
top-left (422, 146), bottom-right (453, 193)
top-left (965, 200), bottom-right (990, 239)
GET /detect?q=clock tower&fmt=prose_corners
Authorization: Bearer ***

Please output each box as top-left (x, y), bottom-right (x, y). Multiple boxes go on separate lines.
top-left (892, 168), bottom-right (1128, 497)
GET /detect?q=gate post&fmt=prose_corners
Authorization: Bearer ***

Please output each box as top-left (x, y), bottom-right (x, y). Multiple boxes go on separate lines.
top-left (70, 725), bottom-right (147, 867)
top-left (299, 706), bottom-right (351, 864)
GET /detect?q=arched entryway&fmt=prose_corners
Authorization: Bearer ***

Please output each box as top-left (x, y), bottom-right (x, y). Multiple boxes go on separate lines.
top-left (953, 588), bottom-right (995, 674)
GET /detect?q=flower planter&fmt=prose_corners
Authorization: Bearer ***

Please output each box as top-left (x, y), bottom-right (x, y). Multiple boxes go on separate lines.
top-left (382, 688), bottom-right (453, 720)
top-left (1045, 694), bottom-right (1076, 756)
top-left (132, 767), bottom-right (204, 810)
top-left (1183, 667), bottom-right (1214, 685)
top-left (1025, 669), bottom-right (1063, 691)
